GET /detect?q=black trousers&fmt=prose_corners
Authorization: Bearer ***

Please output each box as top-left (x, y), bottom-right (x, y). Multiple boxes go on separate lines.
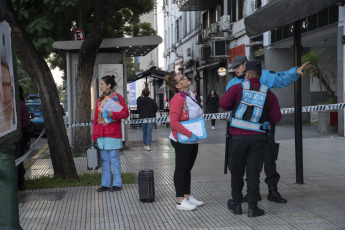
top-left (171, 140), bottom-right (198, 197)
top-left (264, 124), bottom-right (280, 186)
top-left (228, 135), bottom-right (266, 208)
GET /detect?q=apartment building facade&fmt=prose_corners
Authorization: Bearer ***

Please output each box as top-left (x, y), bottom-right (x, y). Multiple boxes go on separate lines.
top-left (164, 0), bottom-right (345, 135)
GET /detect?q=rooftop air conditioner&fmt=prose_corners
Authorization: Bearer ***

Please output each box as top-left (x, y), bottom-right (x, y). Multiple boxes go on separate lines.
top-left (196, 33), bottom-right (204, 44)
top-left (212, 40), bottom-right (226, 57)
top-left (170, 44), bottom-right (175, 51)
top-left (163, 50), bottom-right (170, 58)
top-left (203, 28), bottom-right (210, 39)
top-left (186, 48), bottom-right (192, 57)
top-left (210, 23), bottom-right (218, 34)
top-left (220, 15), bottom-right (231, 32)
top-left (200, 45), bottom-right (211, 61)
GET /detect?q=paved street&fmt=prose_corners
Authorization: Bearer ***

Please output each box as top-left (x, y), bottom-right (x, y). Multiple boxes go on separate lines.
top-left (18, 121), bottom-right (345, 230)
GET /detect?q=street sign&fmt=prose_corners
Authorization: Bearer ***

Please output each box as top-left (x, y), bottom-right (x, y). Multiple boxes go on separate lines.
top-left (73, 28), bottom-right (85, 41)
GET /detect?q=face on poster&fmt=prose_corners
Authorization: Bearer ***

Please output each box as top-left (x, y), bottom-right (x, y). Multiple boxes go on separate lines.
top-left (97, 64), bottom-right (123, 96)
top-left (0, 21), bottom-right (17, 138)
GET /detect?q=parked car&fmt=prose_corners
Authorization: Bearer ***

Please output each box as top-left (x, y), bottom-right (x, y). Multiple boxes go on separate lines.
top-left (26, 102), bottom-right (44, 134)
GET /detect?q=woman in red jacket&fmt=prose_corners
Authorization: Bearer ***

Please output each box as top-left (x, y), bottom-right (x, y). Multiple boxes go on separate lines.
top-left (164, 73), bottom-right (204, 211)
top-left (92, 75), bottom-right (129, 192)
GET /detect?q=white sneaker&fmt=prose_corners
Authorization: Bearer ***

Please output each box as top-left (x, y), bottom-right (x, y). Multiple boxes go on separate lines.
top-left (188, 195), bottom-right (204, 206)
top-left (144, 145), bottom-right (148, 150)
top-left (147, 146), bottom-right (151, 151)
top-left (176, 198), bottom-right (197, 211)
top-left (212, 126), bottom-right (215, 130)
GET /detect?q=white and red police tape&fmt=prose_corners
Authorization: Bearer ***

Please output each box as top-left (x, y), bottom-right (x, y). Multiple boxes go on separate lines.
top-left (64, 103), bottom-right (345, 127)
top-left (16, 103), bottom-right (345, 166)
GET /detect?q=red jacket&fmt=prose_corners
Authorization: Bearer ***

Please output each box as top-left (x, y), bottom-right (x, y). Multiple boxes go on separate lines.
top-left (92, 93), bottom-right (129, 140)
top-left (169, 93), bottom-right (194, 140)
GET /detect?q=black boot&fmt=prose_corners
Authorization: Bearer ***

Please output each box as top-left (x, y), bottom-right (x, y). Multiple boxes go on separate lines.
top-left (267, 185), bottom-right (287, 203)
top-left (248, 207), bottom-right (265, 217)
top-left (227, 199), bottom-right (243, 215)
top-left (242, 194), bottom-right (262, 202)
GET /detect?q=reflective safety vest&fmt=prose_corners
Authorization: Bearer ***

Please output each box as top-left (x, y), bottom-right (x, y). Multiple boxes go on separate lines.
top-left (230, 81), bottom-right (270, 133)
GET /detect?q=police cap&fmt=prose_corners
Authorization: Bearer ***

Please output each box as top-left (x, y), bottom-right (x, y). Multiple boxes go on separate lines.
top-left (246, 61), bottom-right (262, 70)
top-left (229, 55), bottom-right (248, 68)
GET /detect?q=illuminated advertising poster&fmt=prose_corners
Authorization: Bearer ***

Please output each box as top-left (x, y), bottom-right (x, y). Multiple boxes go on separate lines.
top-left (0, 21), bottom-right (16, 138)
top-left (129, 82), bottom-right (136, 108)
top-left (97, 64), bottom-right (123, 96)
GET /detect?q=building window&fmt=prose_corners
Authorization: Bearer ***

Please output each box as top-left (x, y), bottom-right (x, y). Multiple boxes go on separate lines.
top-left (183, 12), bottom-right (187, 36)
top-left (271, 6), bottom-right (338, 44)
top-left (210, 6), bottom-right (217, 24)
top-left (202, 12), bottom-right (208, 29)
top-left (176, 19), bottom-right (179, 42)
top-left (229, 0), bottom-right (244, 22)
top-left (255, 0), bottom-right (262, 9)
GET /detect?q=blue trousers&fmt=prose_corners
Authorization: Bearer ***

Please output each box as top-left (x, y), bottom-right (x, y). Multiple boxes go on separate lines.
top-left (141, 123), bottom-right (154, 145)
top-left (100, 149), bottom-right (122, 187)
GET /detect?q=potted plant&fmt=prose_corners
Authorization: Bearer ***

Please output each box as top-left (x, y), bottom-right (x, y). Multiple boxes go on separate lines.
top-left (302, 48), bottom-right (337, 133)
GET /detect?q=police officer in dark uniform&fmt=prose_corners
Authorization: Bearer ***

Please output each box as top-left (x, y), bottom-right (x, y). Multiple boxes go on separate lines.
top-left (219, 61), bottom-right (282, 217)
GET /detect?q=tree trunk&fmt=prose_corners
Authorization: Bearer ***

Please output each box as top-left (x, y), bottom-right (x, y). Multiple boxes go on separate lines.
top-left (7, 1), bottom-right (78, 179)
top-left (73, 1), bottom-right (109, 153)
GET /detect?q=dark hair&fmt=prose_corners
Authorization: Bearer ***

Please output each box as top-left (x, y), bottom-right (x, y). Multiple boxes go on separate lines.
top-left (164, 73), bottom-right (179, 93)
top-left (142, 87), bottom-right (150, 97)
top-left (208, 89), bottom-right (218, 98)
top-left (246, 70), bottom-right (262, 78)
top-left (101, 75), bottom-right (116, 89)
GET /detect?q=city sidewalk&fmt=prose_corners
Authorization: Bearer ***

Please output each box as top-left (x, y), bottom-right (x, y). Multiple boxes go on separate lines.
top-left (19, 123), bottom-right (345, 230)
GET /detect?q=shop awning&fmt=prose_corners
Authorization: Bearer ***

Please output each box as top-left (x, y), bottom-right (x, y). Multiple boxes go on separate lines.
top-left (244, 0), bottom-right (341, 37)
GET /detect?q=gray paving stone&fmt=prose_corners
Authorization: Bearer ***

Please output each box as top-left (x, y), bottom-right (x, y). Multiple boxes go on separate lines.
top-left (18, 127), bottom-right (345, 229)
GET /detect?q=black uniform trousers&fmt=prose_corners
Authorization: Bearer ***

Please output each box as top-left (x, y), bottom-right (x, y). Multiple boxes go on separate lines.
top-left (264, 123), bottom-right (280, 186)
top-left (171, 140), bottom-right (198, 197)
top-left (228, 135), bottom-right (267, 208)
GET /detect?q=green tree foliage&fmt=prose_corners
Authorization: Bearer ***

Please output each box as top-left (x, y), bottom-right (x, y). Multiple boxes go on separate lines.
top-left (73, 0), bottom-right (156, 153)
top-left (127, 57), bottom-right (136, 79)
top-left (8, 0), bottom-right (79, 179)
top-left (302, 48), bottom-right (336, 101)
top-left (13, 0), bottom-right (156, 73)
top-left (16, 58), bottom-right (38, 97)
top-left (13, 0), bottom-right (78, 58)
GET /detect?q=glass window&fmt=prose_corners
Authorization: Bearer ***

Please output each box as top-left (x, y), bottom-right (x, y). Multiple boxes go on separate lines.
top-left (300, 17), bottom-right (308, 33)
top-left (231, 0), bottom-right (236, 22)
top-left (329, 5), bottom-right (338, 24)
top-left (238, 0), bottom-right (244, 20)
top-left (275, 26), bottom-right (282, 41)
top-left (271, 28), bottom-right (276, 43)
top-left (255, 0), bottom-right (262, 9)
top-left (27, 104), bottom-right (42, 112)
top-left (216, 4), bottom-right (222, 22)
top-left (202, 12), bottom-right (208, 29)
top-left (176, 19), bottom-right (179, 41)
top-left (210, 7), bottom-right (216, 24)
top-left (282, 24), bottom-right (292, 39)
top-left (308, 13), bottom-right (317, 31)
top-left (318, 8), bottom-right (328, 28)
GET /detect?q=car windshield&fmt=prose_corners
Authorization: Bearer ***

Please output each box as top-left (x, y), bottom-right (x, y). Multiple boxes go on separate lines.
top-left (27, 104), bottom-right (42, 112)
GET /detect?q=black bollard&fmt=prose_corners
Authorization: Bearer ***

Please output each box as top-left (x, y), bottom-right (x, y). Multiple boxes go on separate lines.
top-left (0, 145), bottom-right (23, 230)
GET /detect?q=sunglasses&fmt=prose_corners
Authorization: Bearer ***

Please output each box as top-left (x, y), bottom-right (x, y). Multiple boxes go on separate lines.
top-left (177, 75), bottom-right (187, 83)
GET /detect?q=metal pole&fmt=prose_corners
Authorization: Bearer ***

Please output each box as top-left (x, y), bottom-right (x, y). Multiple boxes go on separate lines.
top-left (66, 51), bottom-right (72, 146)
top-left (123, 51), bottom-right (128, 147)
top-left (293, 20), bottom-right (304, 184)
